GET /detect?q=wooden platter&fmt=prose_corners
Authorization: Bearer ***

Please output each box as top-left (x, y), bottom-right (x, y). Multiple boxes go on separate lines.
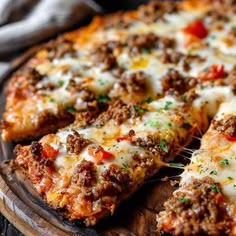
top-left (0, 21), bottom-right (183, 236)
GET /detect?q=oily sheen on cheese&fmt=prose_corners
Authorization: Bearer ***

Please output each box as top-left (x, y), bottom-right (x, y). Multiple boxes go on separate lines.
top-left (2, 0), bottom-right (236, 233)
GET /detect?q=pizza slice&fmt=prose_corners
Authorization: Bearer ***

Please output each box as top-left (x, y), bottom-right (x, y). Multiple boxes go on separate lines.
top-left (14, 92), bottom-right (206, 226)
top-left (157, 97), bottom-right (236, 235)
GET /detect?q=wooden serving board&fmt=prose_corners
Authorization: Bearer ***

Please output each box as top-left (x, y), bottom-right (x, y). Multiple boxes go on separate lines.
top-left (0, 35), bottom-right (183, 236)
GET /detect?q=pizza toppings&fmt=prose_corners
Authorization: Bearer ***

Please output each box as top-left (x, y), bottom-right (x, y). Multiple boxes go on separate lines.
top-left (161, 69), bottom-right (197, 94)
top-left (157, 177), bottom-right (233, 236)
top-left (212, 116), bottom-right (236, 140)
top-left (199, 64), bottom-right (225, 81)
top-left (88, 146), bottom-right (114, 164)
top-left (66, 131), bottom-right (91, 155)
top-left (183, 19), bottom-right (208, 39)
top-left (71, 160), bottom-right (97, 187)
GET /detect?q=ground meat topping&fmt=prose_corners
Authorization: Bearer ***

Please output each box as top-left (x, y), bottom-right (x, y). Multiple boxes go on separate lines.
top-left (71, 160), bottom-right (97, 187)
top-left (131, 135), bottom-right (170, 157)
top-left (118, 71), bottom-right (148, 94)
top-left (161, 69), bottom-right (198, 94)
top-left (102, 164), bottom-right (131, 189)
top-left (92, 41), bottom-right (121, 71)
top-left (157, 177), bottom-right (233, 236)
top-left (95, 100), bottom-right (140, 126)
top-left (30, 141), bottom-right (43, 159)
top-left (66, 131), bottom-right (91, 155)
top-left (126, 33), bottom-right (175, 55)
top-left (212, 116), bottom-right (236, 138)
top-left (138, 1), bottom-right (178, 24)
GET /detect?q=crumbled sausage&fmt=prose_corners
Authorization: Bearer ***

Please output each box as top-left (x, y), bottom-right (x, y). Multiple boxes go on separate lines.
top-left (66, 131), bottom-right (91, 155)
top-left (119, 71), bottom-right (148, 94)
top-left (96, 100), bottom-right (139, 126)
top-left (102, 164), bottom-right (131, 188)
top-left (131, 135), bottom-right (169, 156)
top-left (31, 141), bottom-right (43, 158)
top-left (138, 1), bottom-right (178, 24)
top-left (157, 177), bottom-right (233, 236)
top-left (127, 33), bottom-right (175, 55)
top-left (161, 69), bottom-right (197, 94)
top-left (212, 116), bottom-right (236, 137)
top-left (71, 160), bottom-right (97, 187)
top-left (92, 41), bottom-right (121, 71)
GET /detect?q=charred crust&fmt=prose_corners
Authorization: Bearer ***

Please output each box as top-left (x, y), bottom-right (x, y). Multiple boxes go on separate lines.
top-left (66, 131), bottom-right (91, 155)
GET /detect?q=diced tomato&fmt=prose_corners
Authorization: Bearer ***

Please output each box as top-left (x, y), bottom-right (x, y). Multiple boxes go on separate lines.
top-left (88, 146), bottom-right (114, 163)
top-left (42, 143), bottom-right (59, 160)
top-left (183, 19), bottom-right (208, 39)
top-left (199, 64), bottom-right (225, 81)
top-left (222, 133), bottom-right (236, 142)
top-left (117, 135), bottom-right (132, 142)
top-left (215, 193), bottom-right (223, 204)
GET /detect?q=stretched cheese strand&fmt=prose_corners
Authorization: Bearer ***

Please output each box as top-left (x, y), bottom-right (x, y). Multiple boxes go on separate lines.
top-left (157, 97), bottom-right (236, 235)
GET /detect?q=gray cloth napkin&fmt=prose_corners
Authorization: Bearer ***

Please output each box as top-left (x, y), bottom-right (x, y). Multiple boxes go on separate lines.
top-left (0, 0), bottom-right (102, 77)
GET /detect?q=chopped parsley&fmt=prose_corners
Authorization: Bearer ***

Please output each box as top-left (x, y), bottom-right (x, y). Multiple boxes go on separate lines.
top-left (97, 94), bottom-right (111, 104)
top-left (179, 197), bottom-right (189, 203)
top-left (121, 163), bottom-right (129, 171)
top-left (141, 97), bottom-right (153, 104)
top-left (163, 101), bottom-right (173, 110)
top-left (181, 95), bottom-right (187, 102)
top-left (66, 105), bottom-right (76, 113)
top-left (168, 122), bottom-right (172, 127)
top-left (58, 80), bottom-right (64, 86)
top-left (211, 184), bottom-right (221, 193)
top-left (49, 98), bottom-right (55, 103)
top-left (219, 159), bottom-right (229, 166)
top-left (159, 140), bottom-right (168, 153)
top-left (147, 120), bottom-right (159, 127)
top-left (228, 176), bottom-right (233, 180)
top-left (182, 122), bottom-right (192, 130)
top-left (210, 170), bottom-right (217, 175)
top-left (98, 79), bottom-right (105, 86)
top-left (134, 105), bottom-right (149, 114)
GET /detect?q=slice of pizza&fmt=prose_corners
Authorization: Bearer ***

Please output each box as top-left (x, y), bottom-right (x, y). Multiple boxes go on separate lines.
top-left (14, 92), bottom-right (206, 226)
top-left (157, 97), bottom-right (236, 235)
top-left (2, 0), bottom-right (236, 142)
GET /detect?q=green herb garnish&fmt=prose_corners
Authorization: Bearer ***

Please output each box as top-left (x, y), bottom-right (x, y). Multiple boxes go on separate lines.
top-left (210, 170), bottom-right (217, 175)
top-left (121, 164), bottom-right (129, 171)
top-left (211, 184), bottom-right (221, 193)
top-left (66, 105), bottom-right (76, 113)
top-left (58, 80), bottom-right (64, 86)
top-left (97, 94), bottom-right (111, 104)
top-left (163, 101), bottom-right (172, 110)
top-left (147, 120), bottom-right (159, 127)
top-left (141, 97), bottom-right (153, 104)
top-left (159, 140), bottom-right (168, 153)
top-left (134, 105), bottom-right (149, 114)
top-left (219, 159), bottom-right (229, 166)
top-left (179, 197), bottom-right (189, 203)
top-left (49, 98), bottom-right (55, 103)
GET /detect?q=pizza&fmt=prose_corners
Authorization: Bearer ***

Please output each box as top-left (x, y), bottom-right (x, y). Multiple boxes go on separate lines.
top-left (157, 97), bottom-right (236, 235)
top-left (0, 0), bottom-right (236, 233)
